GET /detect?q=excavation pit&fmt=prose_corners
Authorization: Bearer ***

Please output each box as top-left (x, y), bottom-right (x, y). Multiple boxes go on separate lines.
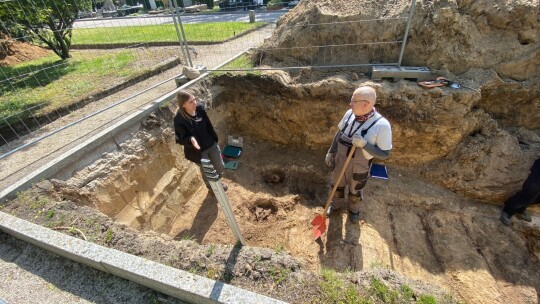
top-left (262, 168), bottom-right (286, 184)
top-left (84, 135), bottom-right (329, 261)
top-left (4, 72), bottom-right (540, 303)
top-left (249, 199), bottom-right (279, 222)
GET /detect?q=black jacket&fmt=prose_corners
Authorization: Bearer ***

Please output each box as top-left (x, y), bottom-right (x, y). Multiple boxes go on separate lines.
top-left (174, 105), bottom-right (218, 164)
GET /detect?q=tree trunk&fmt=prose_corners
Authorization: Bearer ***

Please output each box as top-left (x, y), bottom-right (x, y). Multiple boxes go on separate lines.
top-left (47, 19), bottom-right (71, 59)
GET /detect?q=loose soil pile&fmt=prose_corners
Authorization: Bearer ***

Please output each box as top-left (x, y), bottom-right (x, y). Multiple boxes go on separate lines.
top-left (2, 0), bottom-right (539, 303)
top-left (0, 37), bottom-right (50, 66)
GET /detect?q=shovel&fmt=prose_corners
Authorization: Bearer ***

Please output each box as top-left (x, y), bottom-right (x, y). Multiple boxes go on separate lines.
top-left (311, 146), bottom-right (356, 240)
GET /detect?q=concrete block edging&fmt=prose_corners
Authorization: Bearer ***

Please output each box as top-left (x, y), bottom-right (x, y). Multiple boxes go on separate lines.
top-left (0, 212), bottom-right (287, 304)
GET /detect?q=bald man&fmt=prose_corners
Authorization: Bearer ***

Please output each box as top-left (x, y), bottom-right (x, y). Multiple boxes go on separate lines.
top-left (325, 86), bottom-right (392, 223)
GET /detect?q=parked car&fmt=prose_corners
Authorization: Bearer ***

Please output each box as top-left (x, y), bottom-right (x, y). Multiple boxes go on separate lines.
top-left (219, 0), bottom-right (260, 11)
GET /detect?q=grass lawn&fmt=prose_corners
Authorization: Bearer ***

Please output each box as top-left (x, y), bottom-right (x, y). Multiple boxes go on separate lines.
top-left (219, 54), bottom-right (255, 70)
top-left (1, 22), bottom-right (265, 127)
top-left (0, 50), bottom-right (148, 126)
top-left (72, 22), bottom-right (266, 45)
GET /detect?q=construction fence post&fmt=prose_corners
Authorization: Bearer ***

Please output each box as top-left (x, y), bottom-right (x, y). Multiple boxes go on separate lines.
top-left (201, 159), bottom-right (246, 246)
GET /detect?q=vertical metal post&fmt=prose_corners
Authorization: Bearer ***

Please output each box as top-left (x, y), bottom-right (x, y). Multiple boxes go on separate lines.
top-left (171, 0), bottom-right (193, 67)
top-left (170, 0), bottom-right (190, 66)
top-left (201, 159), bottom-right (245, 246)
top-left (397, 0), bottom-right (417, 68)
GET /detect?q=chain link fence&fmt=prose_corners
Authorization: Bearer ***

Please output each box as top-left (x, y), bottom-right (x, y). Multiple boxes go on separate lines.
top-left (0, 0), bottom-right (415, 190)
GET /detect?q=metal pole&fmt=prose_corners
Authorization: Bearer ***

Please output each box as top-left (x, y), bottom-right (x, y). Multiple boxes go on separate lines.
top-left (171, 0), bottom-right (193, 67)
top-left (201, 159), bottom-right (245, 246)
top-left (170, 0), bottom-right (190, 66)
top-left (397, 0), bottom-right (416, 68)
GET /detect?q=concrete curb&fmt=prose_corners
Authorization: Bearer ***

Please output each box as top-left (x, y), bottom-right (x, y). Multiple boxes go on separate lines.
top-left (0, 212), bottom-right (286, 304)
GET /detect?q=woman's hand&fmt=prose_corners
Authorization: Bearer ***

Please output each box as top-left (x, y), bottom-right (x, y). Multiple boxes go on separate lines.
top-left (191, 137), bottom-right (200, 150)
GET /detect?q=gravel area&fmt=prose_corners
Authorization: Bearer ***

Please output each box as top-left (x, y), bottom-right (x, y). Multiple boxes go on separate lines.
top-left (0, 232), bottom-right (186, 304)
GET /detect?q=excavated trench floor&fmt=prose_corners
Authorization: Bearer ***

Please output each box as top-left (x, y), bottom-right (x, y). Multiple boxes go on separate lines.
top-left (18, 77), bottom-right (539, 303)
top-left (73, 128), bottom-right (539, 303)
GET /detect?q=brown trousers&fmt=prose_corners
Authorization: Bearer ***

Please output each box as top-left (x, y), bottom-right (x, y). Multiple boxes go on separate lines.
top-left (330, 142), bottom-right (371, 213)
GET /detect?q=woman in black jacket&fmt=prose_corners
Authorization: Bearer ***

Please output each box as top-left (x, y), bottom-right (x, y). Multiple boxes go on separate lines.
top-left (174, 91), bottom-right (226, 191)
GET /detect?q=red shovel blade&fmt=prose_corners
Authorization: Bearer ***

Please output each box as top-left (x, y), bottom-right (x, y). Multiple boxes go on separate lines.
top-left (311, 214), bottom-right (325, 226)
top-left (311, 214), bottom-right (327, 240)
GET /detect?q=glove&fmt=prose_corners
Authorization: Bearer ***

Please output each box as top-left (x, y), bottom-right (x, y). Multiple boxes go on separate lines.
top-left (325, 153), bottom-right (335, 167)
top-left (352, 135), bottom-right (367, 148)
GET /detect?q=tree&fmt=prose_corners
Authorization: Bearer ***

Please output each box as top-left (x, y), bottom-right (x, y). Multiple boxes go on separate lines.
top-left (0, 0), bottom-right (91, 60)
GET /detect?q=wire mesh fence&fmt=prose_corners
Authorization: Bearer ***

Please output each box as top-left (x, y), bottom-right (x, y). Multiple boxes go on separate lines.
top-left (250, 18), bottom-right (407, 69)
top-left (0, 0), bottom-right (415, 187)
top-left (0, 0), bottom-right (283, 153)
top-left (1, 0), bottom-right (186, 150)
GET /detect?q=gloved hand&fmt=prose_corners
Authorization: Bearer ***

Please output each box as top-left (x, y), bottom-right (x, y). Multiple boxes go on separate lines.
top-left (325, 153), bottom-right (335, 167)
top-left (352, 135), bottom-right (367, 148)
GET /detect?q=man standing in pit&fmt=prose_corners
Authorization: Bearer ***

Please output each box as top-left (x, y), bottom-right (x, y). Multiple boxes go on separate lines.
top-left (325, 86), bottom-right (392, 223)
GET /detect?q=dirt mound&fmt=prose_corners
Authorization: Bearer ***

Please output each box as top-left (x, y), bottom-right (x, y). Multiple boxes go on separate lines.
top-left (248, 0), bottom-right (540, 208)
top-left (0, 37), bottom-right (51, 66)
top-left (264, 0), bottom-right (539, 80)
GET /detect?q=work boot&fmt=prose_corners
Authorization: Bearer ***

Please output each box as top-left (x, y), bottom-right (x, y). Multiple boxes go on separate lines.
top-left (349, 211), bottom-right (360, 223)
top-left (500, 211), bottom-right (512, 226)
top-left (515, 211), bottom-right (532, 222)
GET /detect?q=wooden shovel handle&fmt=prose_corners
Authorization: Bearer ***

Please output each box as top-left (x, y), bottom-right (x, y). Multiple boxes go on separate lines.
top-left (323, 146), bottom-right (356, 217)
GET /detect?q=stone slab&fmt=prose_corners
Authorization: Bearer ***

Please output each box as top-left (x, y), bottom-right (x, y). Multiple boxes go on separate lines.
top-left (371, 65), bottom-right (431, 81)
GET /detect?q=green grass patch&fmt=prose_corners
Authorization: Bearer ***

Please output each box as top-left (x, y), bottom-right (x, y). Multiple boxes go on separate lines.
top-left (221, 54), bottom-right (256, 69)
top-left (15, 191), bottom-right (50, 210)
top-left (105, 228), bottom-right (114, 243)
top-left (71, 22), bottom-right (265, 45)
top-left (269, 266), bottom-right (291, 286)
top-left (211, 53), bottom-right (261, 76)
top-left (206, 244), bottom-right (216, 256)
top-left (417, 295), bottom-right (438, 304)
top-left (317, 272), bottom-right (447, 304)
top-left (0, 50), bottom-right (142, 125)
top-left (319, 268), bottom-right (366, 304)
top-left (369, 277), bottom-right (399, 303)
top-left (45, 210), bottom-right (55, 219)
top-left (179, 234), bottom-right (195, 241)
